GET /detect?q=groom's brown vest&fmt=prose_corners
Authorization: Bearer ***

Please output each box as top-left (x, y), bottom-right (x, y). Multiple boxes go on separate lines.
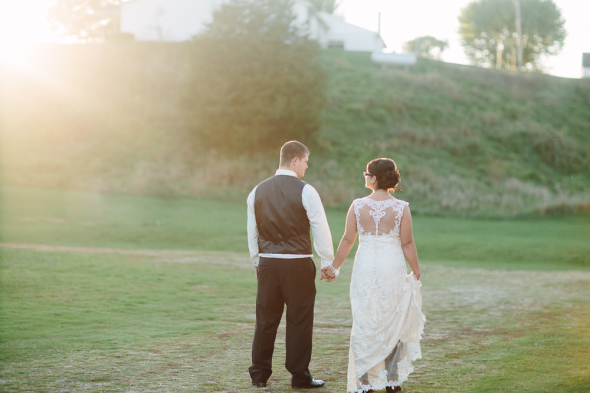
top-left (254, 175), bottom-right (312, 255)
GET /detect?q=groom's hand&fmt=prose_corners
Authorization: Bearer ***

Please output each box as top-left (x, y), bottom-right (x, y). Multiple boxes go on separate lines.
top-left (255, 267), bottom-right (259, 278)
top-left (321, 267), bottom-right (336, 282)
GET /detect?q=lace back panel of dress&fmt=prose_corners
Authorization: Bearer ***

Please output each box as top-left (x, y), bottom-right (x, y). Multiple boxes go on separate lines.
top-left (354, 198), bottom-right (406, 236)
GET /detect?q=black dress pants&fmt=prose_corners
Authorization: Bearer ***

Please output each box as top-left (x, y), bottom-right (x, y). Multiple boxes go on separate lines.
top-left (249, 257), bottom-right (317, 386)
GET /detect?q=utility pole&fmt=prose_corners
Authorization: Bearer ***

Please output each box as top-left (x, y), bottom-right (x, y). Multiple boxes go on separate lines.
top-left (515, 0), bottom-right (523, 69)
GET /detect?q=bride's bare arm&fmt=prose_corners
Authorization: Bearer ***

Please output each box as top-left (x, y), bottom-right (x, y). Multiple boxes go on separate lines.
top-left (321, 203), bottom-right (357, 281)
top-left (332, 203), bottom-right (358, 269)
top-left (400, 204), bottom-right (421, 280)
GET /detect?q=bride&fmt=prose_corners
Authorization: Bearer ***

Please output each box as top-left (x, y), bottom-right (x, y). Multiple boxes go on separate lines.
top-left (322, 158), bottom-right (425, 393)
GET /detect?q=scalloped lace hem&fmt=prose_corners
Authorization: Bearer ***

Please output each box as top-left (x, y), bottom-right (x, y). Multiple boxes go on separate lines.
top-left (347, 352), bottom-right (423, 393)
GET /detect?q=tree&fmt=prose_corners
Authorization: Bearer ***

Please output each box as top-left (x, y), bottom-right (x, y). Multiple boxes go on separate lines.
top-left (308, 0), bottom-right (342, 14)
top-left (48, 0), bottom-right (121, 42)
top-left (458, 0), bottom-right (566, 71)
top-left (403, 36), bottom-right (449, 60)
top-left (188, 0), bottom-right (326, 152)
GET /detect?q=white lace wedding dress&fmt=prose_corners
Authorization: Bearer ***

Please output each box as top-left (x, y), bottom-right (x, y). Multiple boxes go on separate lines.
top-left (347, 197), bottom-right (425, 393)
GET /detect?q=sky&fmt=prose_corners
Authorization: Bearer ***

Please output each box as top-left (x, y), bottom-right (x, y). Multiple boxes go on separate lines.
top-left (0, 0), bottom-right (588, 78)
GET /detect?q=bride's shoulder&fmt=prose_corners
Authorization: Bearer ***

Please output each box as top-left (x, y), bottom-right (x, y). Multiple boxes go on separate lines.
top-left (352, 197), bottom-right (368, 205)
top-left (392, 197), bottom-right (409, 208)
top-left (350, 197), bottom-right (366, 210)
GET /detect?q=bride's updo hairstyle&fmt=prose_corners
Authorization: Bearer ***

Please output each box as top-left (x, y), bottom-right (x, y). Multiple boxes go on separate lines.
top-left (367, 158), bottom-right (401, 192)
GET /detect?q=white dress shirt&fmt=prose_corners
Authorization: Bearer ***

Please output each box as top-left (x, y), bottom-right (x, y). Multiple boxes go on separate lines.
top-left (247, 169), bottom-right (334, 268)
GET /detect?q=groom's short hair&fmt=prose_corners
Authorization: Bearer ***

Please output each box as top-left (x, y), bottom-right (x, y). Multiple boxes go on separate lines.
top-left (280, 141), bottom-right (309, 167)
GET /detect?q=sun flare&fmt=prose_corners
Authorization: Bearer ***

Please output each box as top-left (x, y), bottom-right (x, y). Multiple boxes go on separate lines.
top-left (0, 0), bottom-right (55, 66)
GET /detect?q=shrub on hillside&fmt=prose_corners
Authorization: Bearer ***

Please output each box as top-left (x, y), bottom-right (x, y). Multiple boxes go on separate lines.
top-left (187, 0), bottom-right (326, 152)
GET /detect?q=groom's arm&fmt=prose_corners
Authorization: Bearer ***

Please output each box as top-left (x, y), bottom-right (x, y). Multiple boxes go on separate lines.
top-left (302, 185), bottom-right (334, 268)
top-left (246, 187), bottom-right (260, 268)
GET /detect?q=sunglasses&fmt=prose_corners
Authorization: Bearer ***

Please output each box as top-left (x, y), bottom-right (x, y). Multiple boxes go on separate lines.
top-left (363, 172), bottom-right (375, 177)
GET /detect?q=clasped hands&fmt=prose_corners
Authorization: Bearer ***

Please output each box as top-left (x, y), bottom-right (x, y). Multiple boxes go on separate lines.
top-left (255, 265), bottom-right (338, 281)
top-left (320, 265), bottom-right (338, 282)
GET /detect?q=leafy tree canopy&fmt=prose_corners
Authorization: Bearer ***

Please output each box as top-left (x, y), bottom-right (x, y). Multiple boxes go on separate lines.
top-left (308, 0), bottom-right (342, 14)
top-left (403, 36), bottom-right (449, 60)
top-left (48, 0), bottom-right (121, 42)
top-left (189, 0), bottom-right (326, 152)
top-left (458, 0), bottom-right (566, 71)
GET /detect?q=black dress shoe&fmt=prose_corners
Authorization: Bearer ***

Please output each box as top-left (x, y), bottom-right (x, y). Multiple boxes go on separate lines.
top-left (252, 381), bottom-right (267, 387)
top-left (292, 378), bottom-right (325, 389)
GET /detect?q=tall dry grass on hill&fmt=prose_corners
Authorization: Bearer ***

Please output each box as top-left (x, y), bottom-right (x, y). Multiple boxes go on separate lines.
top-left (1, 44), bottom-right (589, 216)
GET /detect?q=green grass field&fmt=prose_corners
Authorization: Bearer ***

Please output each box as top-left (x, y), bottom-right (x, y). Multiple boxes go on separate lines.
top-left (2, 186), bottom-right (589, 270)
top-left (1, 186), bottom-right (590, 392)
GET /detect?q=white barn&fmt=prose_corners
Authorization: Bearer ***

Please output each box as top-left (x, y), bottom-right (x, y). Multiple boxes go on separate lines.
top-left (317, 11), bottom-right (385, 52)
top-left (119, 0), bottom-right (385, 52)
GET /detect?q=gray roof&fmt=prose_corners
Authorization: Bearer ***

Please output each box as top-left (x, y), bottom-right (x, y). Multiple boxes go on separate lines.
top-left (583, 53), bottom-right (590, 68)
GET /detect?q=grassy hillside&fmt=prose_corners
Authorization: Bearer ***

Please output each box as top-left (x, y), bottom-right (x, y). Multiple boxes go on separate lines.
top-left (1, 44), bottom-right (589, 216)
top-left (310, 51), bottom-right (590, 214)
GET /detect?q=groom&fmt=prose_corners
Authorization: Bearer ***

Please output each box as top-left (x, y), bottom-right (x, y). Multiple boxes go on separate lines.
top-left (247, 140), bottom-right (334, 389)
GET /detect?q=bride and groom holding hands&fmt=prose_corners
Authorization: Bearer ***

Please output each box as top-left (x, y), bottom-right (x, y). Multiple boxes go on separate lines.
top-left (246, 141), bottom-right (425, 392)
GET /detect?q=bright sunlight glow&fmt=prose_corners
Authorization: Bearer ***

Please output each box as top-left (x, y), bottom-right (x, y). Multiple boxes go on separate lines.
top-left (0, 0), bottom-right (56, 67)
